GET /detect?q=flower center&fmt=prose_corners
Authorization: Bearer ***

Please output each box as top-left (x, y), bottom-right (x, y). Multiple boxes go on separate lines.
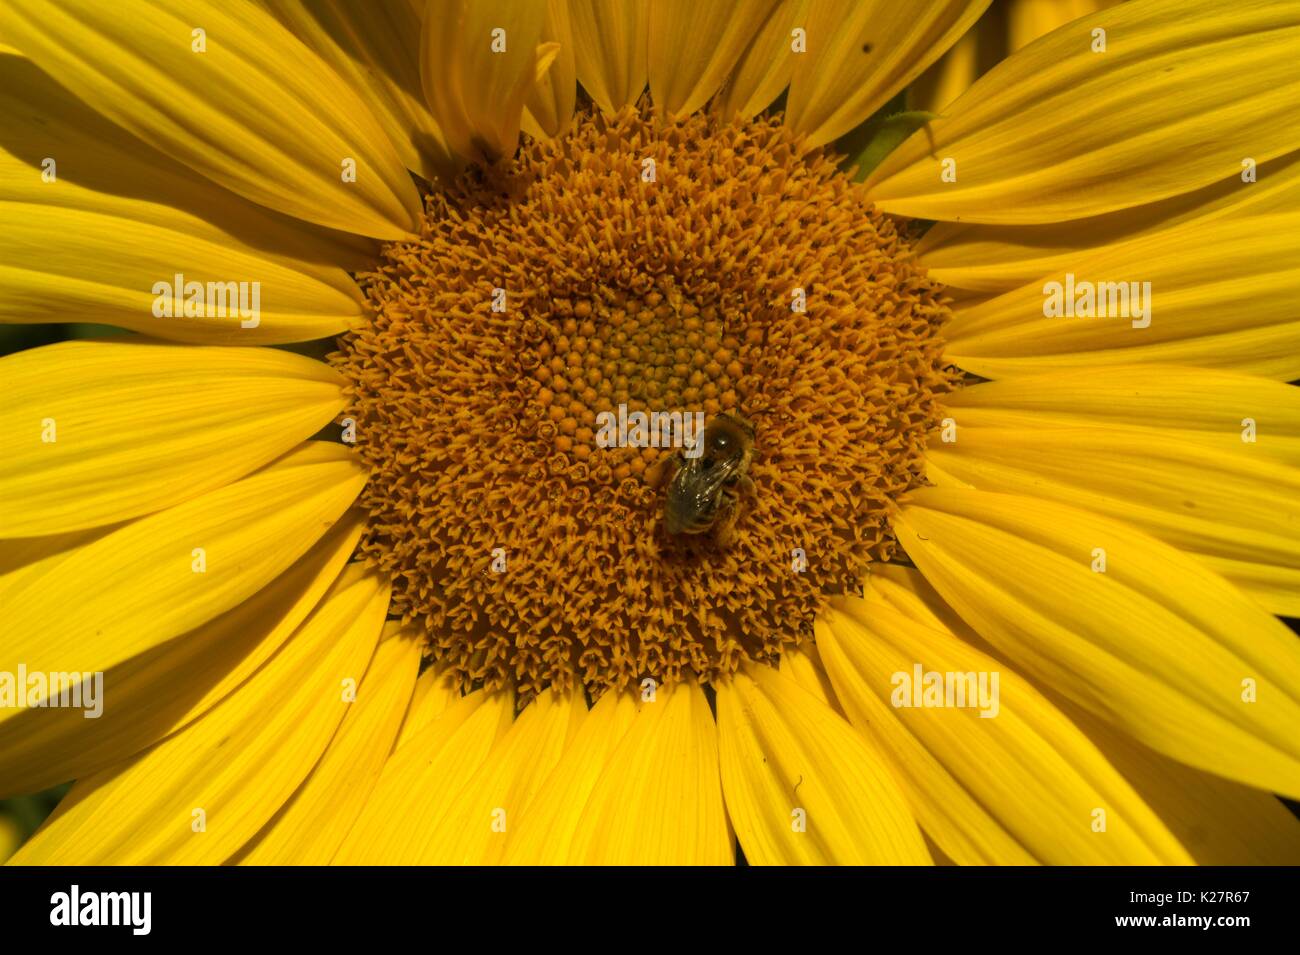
top-left (330, 103), bottom-right (954, 700)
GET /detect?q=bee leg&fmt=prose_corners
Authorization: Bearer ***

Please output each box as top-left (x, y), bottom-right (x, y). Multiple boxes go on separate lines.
top-left (713, 476), bottom-right (756, 549)
top-left (645, 449), bottom-right (680, 490)
top-left (712, 494), bottom-right (743, 549)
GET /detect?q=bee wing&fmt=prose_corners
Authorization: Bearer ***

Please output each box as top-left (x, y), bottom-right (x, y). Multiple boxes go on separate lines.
top-left (678, 455), bottom-right (745, 511)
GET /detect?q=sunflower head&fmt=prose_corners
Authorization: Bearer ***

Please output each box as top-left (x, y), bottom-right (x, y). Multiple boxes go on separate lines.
top-left (330, 100), bottom-right (954, 699)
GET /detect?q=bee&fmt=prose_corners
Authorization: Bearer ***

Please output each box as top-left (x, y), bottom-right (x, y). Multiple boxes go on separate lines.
top-left (657, 412), bottom-right (756, 548)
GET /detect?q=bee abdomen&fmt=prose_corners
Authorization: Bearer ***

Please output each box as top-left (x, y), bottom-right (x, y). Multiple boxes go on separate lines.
top-left (668, 507), bottom-right (717, 535)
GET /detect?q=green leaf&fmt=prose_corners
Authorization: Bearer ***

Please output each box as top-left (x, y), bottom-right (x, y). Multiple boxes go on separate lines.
top-left (835, 89), bottom-right (907, 162)
top-left (844, 111), bottom-right (938, 181)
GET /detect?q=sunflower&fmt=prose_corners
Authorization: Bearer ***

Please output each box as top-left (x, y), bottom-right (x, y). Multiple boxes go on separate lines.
top-left (1, 0), bottom-right (1299, 867)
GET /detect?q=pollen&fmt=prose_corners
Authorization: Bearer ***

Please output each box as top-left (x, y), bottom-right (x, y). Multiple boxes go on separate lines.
top-left (329, 102), bottom-right (955, 700)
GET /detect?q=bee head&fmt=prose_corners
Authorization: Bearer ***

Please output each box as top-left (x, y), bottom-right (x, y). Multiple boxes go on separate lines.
top-left (704, 412), bottom-right (755, 461)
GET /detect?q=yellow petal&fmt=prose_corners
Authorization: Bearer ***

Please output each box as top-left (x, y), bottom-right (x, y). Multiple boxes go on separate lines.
top-left (865, 563), bottom-right (991, 650)
top-left (865, 561), bottom-right (1300, 863)
top-left (1057, 698), bottom-right (1300, 865)
top-left (944, 215), bottom-right (1300, 380)
top-left (893, 488), bottom-right (1300, 798)
top-left (717, 0), bottom-right (809, 121)
top-left (502, 688), bottom-right (639, 864)
top-left (421, 0), bottom-right (547, 163)
top-left (237, 623), bottom-right (423, 864)
top-left (395, 659), bottom-right (463, 750)
top-left (904, 14), bottom-right (985, 115)
top-left (0, 0), bottom-right (421, 239)
top-left (0, 442), bottom-right (367, 714)
top-left (0, 341), bottom-right (346, 536)
top-left (818, 598), bottom-right (1191, 864)
top-left (1006, 0), bottom-right (1118, 52)
top-left (1190, 558), bottom-right (1300, 625)
top-left (785, 0), bottom-right (991, 149)
top-left (929, 425), bottom-right (1300, 615)
top-left (522, 0), bottom-right (578, 139)
top-left (0, 201), bottom-right (364, 345)
top-left (332, 688), bottom-right (515, 864)
top-left (866, 0), bottom-right (1300, 223)
top-left (9, 566), bottom-right (390, 865)
top-left (0, 52), bottom-right (378, 276)
top-left (260, 0), bottom-right (457, 183)
top-left (648, 0), bottom-right (782, 118)
top-left (0, 817), bottom-right (19, 863)
top-left (908, 1), bottom-right (1123, 114)
top-left (567, 0), bottom-right (649, 115)
top-left (943, 365), bottom-right (1300, 468)
top-left (917, 150), bottom-right (1300, 294)
top-left (778, 640), bottom-right (844, 716)
top-left (716, 664), bottom-right (932, 864)
top-left (420, 687), bottom-right (587, 864)
top-left (0, 526), bottom-right (114, 607)
top-left (0, 514), bottom-right (362, 799)
top-left (568, 677), bottom-right (733, 864)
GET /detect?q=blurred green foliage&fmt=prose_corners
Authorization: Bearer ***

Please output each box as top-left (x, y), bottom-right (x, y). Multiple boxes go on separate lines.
top-left (0, 784), bottom-right (70, 861)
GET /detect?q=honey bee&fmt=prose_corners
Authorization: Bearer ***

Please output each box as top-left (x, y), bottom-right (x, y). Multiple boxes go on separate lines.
top-left (658, 412), bottom-right (756, 548)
